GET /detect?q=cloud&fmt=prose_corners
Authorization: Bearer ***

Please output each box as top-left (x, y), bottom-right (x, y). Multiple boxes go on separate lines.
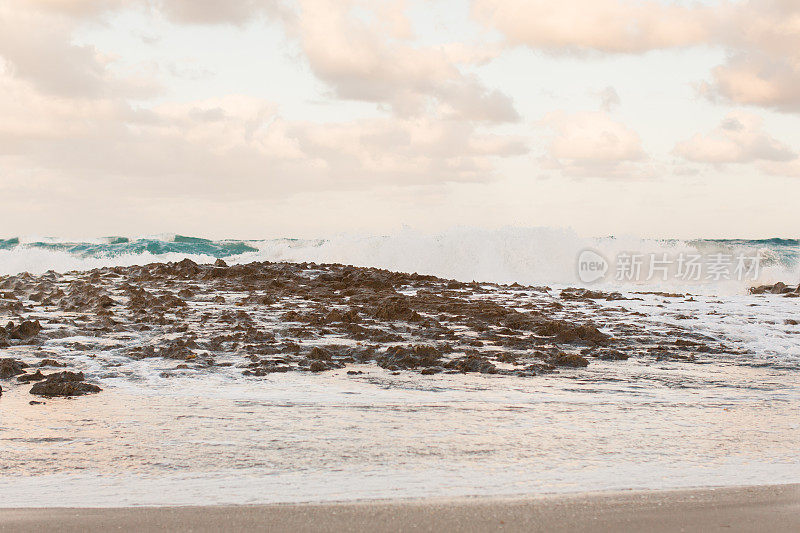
top-left (0, 67), bottom-right (527, 201)
top-left (154, 0), bottom-right (283, 25)
top-left (699, 1), bottom-right (800, 111)
top-left (472, 0), bottom-right (713, 54)
top-left (0, 0), bottom-right (528, 216)
top-left (674, 111), bottom-right (796, 164)
top-left (0, 2), bottom-right (158, 99)
top-left (290, 0), bottom-right (518, 122)
top-left (23, 0), bottom-right (128, 17)
top-left (473, 0), bottom-right (800, 114)
top-left (701, 53), bottom-right (800, 113)
top-left (540, 111), bottom-right (647, 177)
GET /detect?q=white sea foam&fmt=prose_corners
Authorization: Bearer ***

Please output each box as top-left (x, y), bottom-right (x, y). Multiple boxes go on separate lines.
top-left (2, 227), bottom-right (797, 294)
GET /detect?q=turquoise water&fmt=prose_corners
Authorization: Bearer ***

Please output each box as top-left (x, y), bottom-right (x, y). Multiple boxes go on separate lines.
top-left (0, 235), bottom-right (259, 258)
top-left (1, 231), bottom-right (797, 293)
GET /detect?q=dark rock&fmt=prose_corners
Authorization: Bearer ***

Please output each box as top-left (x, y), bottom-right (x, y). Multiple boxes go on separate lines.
top-left (376, 345), bottom-right (442, 370)
top-left (309, 360), bottom-right (330, 372)
top-left (546, 352), bottom-right (590, 367)
top-left (536, 320), bottom-right (611, 345)
top-left (0, 358), bottom-right (28, 378)
top-left (17, 370), bottom-right (46, 383)
top-left (374, 297), bottom-right (422, 322)
top-left (29, 371), bottom-right (101, 397)
top-left (560, 288), bottom-right (627, 301)
top-left (38, 359), bottom-right (67, 367)
top-left (6, 319), bottom-right (42, 340)
top-left (443, 354), bottom-right (498, 374)
top-left (307, 347), bottom-right (333, 361)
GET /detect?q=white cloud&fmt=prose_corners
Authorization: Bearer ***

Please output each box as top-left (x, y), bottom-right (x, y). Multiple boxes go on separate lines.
top-left (154, 0), bottom-right (283, 25)
top-left (0, 68), bottom-right (526, 201)
top-left (290, 0), bottom-right (518, 122)
top-left (674, 111), bottom-right (796, 164)
top-left (0, 3), bottom-right (158, 98)
top-left (540, 111), bottom-right (646, 177)
top-left (473, 0), bottom-right (800, 114)
top-left (472, 0), bottom-right (713, 54)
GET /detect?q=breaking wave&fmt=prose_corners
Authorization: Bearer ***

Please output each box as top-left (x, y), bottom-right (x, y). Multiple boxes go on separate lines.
top-left (1, 228), bottom-right (798, 294)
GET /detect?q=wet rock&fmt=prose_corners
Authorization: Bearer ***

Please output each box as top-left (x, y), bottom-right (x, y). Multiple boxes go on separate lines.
top-left (307, 346), bottom-right (333, 361)
top-left (0, 358), bottom-right (28, 378)
top-left (17, 370), bottom-right (46, 383)
top-left (29, 371), bottom-right (102, 397)
top-left (592, 349), bottom-right (629, 361)
top-left (309, 360), bottom-right (331, 372)
top-left (560, 288), bottom-right (627, 301)
top-left (214, 258), bottom-right (229, 268)
top-left (38, 359), bottom-right (67, 367)
top-left (546, 352), bottom-right (590, 367)
top-left (443, 354), bottom-right (498, 374)
top-left (376, 345), bottom-right (442, 370)
top-left (634, 291), bottom-right (685, 298)
top-left (374, 297), bottom-right (422, 322)
top-left (536, 320), bottom-right (611, 346)
top-left (750, 282), bottom-right (798, 295)
top-left (173, 258), bottom-right (201, 278)
top-left (6, 319), bottom-right (42, 340)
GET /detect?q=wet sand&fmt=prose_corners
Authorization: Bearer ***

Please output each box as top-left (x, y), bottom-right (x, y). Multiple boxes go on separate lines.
top-left (1, 484), bottom-right (798, 532)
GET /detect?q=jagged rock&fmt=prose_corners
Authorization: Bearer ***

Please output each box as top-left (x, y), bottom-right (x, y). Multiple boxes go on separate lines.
top-left (536, 320), bottom-right (611, 346)
top-left (38, 359), bottom-right (68, 367)
top-left (0, 358), bottom-right (28, 378)
top-left (6, 320), bottom-right (41, 340)
top-left (750, 282), bottom-right (798, 295)
top-left (374, 297), bottom-right (422, 322)
top-left (546, 352), bottom-right (590, 367)
top-left (443, 354), bottom-right (498, 374)
top-left (376, 345), bottom-right (442, 370)
top-left (17, 370), bottom-right (46, 383)
top-left (29, 371), bottom-right (101, 397)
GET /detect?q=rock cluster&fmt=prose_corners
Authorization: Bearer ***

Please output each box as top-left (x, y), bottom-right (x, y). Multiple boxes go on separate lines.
top-left (0, 259), bottom-right (737, 399)
top-left (750, 282), bottom-right (800, 297)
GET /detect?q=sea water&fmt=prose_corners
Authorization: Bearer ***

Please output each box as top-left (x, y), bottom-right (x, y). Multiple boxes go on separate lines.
top-left (0, 228), bottom-right (798, 506)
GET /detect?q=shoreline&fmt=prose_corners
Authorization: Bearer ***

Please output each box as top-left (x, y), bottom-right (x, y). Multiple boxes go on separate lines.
top-left (2, 484), bottom-right (798, 532)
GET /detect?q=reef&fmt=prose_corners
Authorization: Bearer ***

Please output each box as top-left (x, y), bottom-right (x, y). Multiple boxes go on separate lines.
top-left (0, 259), bottom-right (742, 398)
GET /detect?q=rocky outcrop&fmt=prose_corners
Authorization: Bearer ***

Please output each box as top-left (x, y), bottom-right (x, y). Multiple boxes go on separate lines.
top-left (29, 371), bottom-right (102, 397)
top-left (750, 282), bottom-right (800, 296)
top-left (0, 358), bottom-right (28, 378)
top-left (5, 320), bottom-right (41, 341)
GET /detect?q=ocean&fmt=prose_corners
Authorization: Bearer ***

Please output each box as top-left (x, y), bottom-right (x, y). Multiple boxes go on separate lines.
top-left (1, 228), bottom-right (798, 290)
top-left (1, 228), bottom-right (799, 506)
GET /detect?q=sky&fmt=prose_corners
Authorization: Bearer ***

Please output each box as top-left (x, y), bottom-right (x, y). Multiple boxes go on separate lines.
top-left (1, 0), bottom-right (799, 239)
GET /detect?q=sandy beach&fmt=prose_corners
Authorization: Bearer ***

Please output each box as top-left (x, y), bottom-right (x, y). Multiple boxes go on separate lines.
top-left (2, 484), bottom-right (798, 532)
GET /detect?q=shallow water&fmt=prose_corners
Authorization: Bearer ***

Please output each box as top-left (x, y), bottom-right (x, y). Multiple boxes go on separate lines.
top-left (1, 243), bottom-right (799, 507)
top-left (2, 310), bottom-right (799, 507)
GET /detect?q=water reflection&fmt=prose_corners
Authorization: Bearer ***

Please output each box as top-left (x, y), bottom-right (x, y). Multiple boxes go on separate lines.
top-left (2, 358), bottom-right (799, 507)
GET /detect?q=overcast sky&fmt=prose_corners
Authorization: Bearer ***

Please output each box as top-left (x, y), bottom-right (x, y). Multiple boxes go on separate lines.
top-left (1, 0), bottom-right (799, 239)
